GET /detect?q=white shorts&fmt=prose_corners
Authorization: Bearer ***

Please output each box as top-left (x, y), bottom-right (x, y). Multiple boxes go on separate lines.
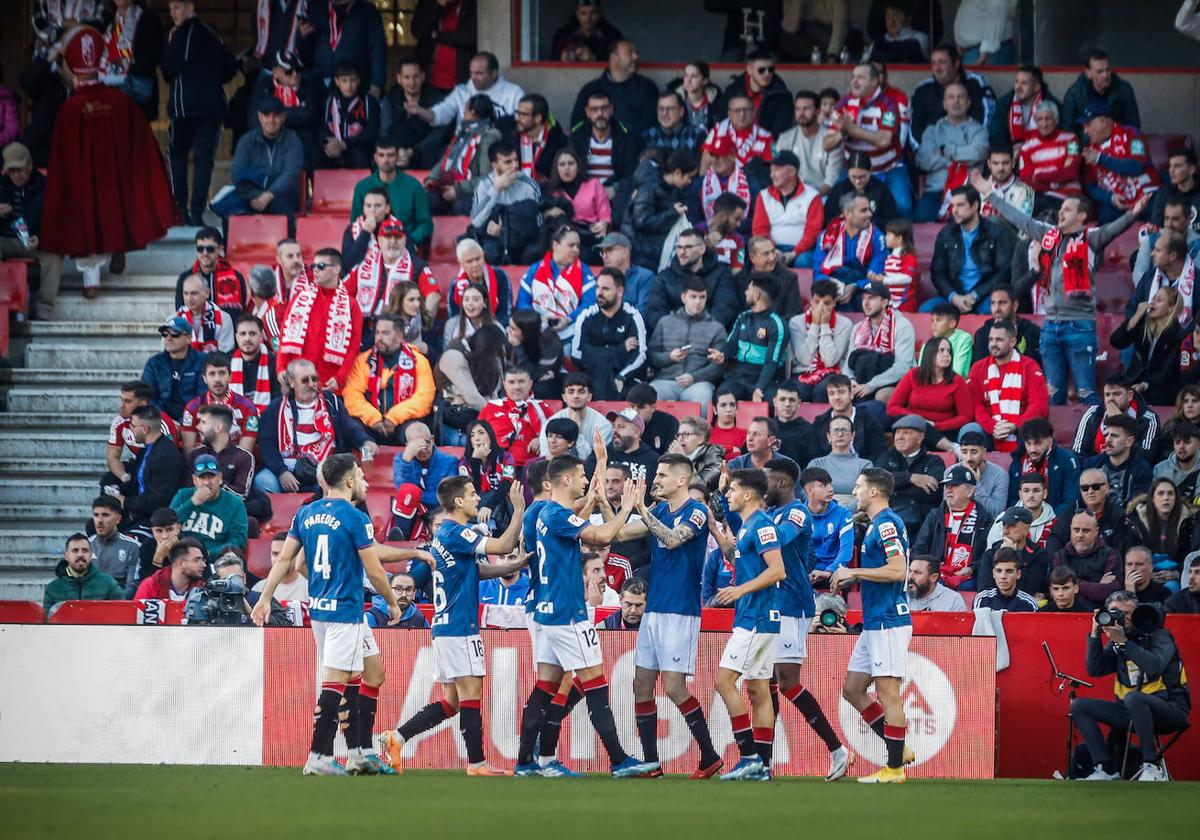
top-left (774, 615), bottom-right (810, 665)
top-left (533, 620), bottom-right (603, 671)
top-left (634, 612), bottom-right (700, 674)
top-left (847, 626), bottom-right (913, 679)
top-left (718, 627), bottom-right (778, 681)
top-left (433, 634), bottom-right (487, 683)
top-left (312, 618), bottom-right (379, 673)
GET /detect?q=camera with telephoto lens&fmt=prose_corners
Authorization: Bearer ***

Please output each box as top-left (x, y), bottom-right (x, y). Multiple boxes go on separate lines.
top-left (1096, 603), bottom-right (1163, 636)
top-left (185, 576), bottom-right (248, 625)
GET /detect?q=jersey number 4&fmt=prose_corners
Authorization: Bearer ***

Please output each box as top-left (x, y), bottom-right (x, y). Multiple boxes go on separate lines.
top-left (312, 534), bottom-right (331, 580)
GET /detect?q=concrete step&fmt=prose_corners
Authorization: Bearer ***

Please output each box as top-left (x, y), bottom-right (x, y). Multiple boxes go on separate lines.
top-left (24, 344), bottom-right (162, 372)
top-left (52, 294), bottom-right (175, 323)
top-left (0, 530), bottom-right (70, 556)
top-left (5, 368), bottom-right (140, 387)
top-left (0, 412), bottom-right (113, 431)
top-left (0, 503), bottom-right (92, 529)
top-left (6, 388), bottom-right (126, 414)
top-left (61, 273), bottom-right (179, 293)
top-left (0, 432), bottom-right (107, 460)
top-left (0, 569), bottom-right (56, 605)
top-left (0, 478), bottom-right (94, 505)
top-left (14, 321), bottom-right (165, 347)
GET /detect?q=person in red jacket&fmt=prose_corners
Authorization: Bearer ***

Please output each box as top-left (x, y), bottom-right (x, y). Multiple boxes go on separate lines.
top-left (275, 248), bottom-right (363, 391)
top-left (476, 367), bottom-right (548, 467)
top-left (133, 538), bottom-right (206, 602)
top-left (887, 337), bottom-right (973, 439)
top-left (1018, 100), bottom-right (1081, 215)
top-left (967, 320), bottom-right (1049, 453)
top-left (1080, 101), bottom-right (1159, 224)
top-left (750, 150), bottom-right (824, 268)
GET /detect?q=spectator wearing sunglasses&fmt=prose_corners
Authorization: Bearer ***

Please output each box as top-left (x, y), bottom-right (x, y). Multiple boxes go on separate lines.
top-left (275, 248), bottom-right (363, 391)
top-left (142, 315), bottom-right (209, 422)
top-left (175, 227), bottom-right (248, 318)
top-left (720, 49), bottom-right (792, 137)
top-left (1046, 468), bottom-right (1124, 556)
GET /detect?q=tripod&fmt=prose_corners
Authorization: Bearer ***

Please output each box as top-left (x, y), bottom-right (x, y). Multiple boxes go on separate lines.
top-left (1043, 641), bottom-right (1093, 778)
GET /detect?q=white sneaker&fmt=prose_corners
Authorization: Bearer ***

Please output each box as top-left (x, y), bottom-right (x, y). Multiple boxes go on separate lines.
top-left (302, 753), bottom-right (348, 776)
top-left (825, 746), bottom-right (854, 781)
top-left (344, 749), bottom-right (368, 775)
top-left (1137, 762), bottom-right (1168, 782)
top-left (1081, 765), bottom-right (1120, 781)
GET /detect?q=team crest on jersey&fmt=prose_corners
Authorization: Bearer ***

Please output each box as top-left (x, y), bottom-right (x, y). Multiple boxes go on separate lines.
top-left (568, 514), bottom-right (585, 527)
top-left (877, 521), bottom-right (898, 541)
top-left (787, 508), bottom-right (807, 526)
top-left (245, 415), bottom-right (259, 433)
top-left (397, 354), bottom-right (415, 370)
top-left (757, 327), bottom-right (766, 339)
top-left (1131, 139), bottom-right (1145, 156)
top-left (757, 526), bottom-right (777, 543)
top-left (881, 111), bottom-right (897, 127)
top-left (689, 508), bottom-right (707, 528)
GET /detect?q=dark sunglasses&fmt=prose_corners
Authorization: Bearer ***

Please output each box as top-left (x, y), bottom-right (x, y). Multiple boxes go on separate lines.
top-left (196, 245), bottom-right (218, 254)
top-left (297, 375), bottom-right (320, 384)
top-left (1079, 482), bottom-right (1107, 492)
top-left (311, 261), bottom-right (338, 272)
top-left (755, 65), bottom-right (776, 75)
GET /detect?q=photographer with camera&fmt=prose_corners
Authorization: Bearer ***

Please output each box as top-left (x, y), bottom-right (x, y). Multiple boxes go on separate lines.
top-left (187, 552), bottom-right (292, 626)
top-left (1069, 591), bottom-right (1191, 782)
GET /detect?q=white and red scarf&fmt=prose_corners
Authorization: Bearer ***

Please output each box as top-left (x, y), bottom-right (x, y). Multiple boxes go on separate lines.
top-left (1037, 226), bottom-right (1094, 304)
top-left (179, 304), bottom-right (223, 352)
top-left (100, 3), bottom-right (142, 77)
top-left (192, 259), bottom-right (244, 310)
top-left (254, 0), bottom-right (307, 59)
top-left (273, 79), bottom-right (301, 108)
top-left (438, 128), bottom-right (483, 182)
top-left (796, 308), bottom-right (840, 384)
top-left (280, 281), bottom-right (354, 369)
top-left (452, 265), bottom-right (500, 315)
top-left (277, 394), bottom-right (336, 463)
top-left (1148, 255), bottom-right (1196, 326)
top-left (230, 349), bottom-right (273, 409)
top-left (366, 345), bottom-right (418, 409)
top-left (700, 163), bottom-right (750, 222)
top-left (519, 126), bottom-right (548, 175)
top-left (983, 351), bottom-right (1026, 452)
top-left (252, 298), bottom-right (283, 350)
top-left (851, 306), bottom-right (895, 354)
top-left (529, 255), bottom-right (583, 321)
top-left (327, 0), bottom-right (346, 53)
top-left (275, 264), bottom-right (310, 303)
top-left (326, 94), bottom-right (367, 142)
top-left (352, 249), bottom-right (414, 318)
top-left (937, 161), bottom-right (972, 221)
top-left (820, 218), bottom-right (876, 275)
top-left (706, 119), bottom-right (772, 166)
top-left (941, 501), bottom-right (978, 588)
top-left (882, 250), bottom-right (916, 308)
top-left (1008, 90), bottom-right (1042, 145)
top-left (1086, 124), bottom-right (1158, 203)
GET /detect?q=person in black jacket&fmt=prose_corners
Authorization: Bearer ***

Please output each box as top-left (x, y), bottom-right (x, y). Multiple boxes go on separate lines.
top-left (120, 404), bottom-right (186, 531)
top-left (913, 465), bottom-right (996, 591)
top-left (570, 40), bottom-right (660, 140)
top-left (908, 45), bottom-right (996, 152)
top-left (711, 272), bottom-right (787, 401)
top-left (875, 413), bottom-right (947, 534)
top-left (381, 59), bottom-right (449, 169)
top-left (247, 51), bottom-right (320, 168)
top-left (924, 185), bottom-right (1014, 314)
top-left (0, 144), bottom-right (62, 321)
top-left (550, 1), bottom-right (623, 61)
top-left (317, 61), bottom-right (380, 169)
top-left (161, 2), bottom-right (237, 225)
top-left (412, 0), bottom-right (477, 90)
top-left (569, 89), bottom-right (640, 187)
top-left (570, 268), bottom-right (647, 400)
top-left (101, 0), bottom-right (165, 122)
top-left (822, 152), bottom-right (899, 228)
top-left (620, 152), bottom-right (698, 271)
top-left (1111, 287), bottom-right (1185, 408)
top-left (720, 49), bottom-right (792, 136)
top-left (18, 57), bottom-right (70, 168)
top-left (809, 374), bottom-right (887, 461)
top-left (643, 227), bottom-right (739, 336)
top-left (306, 0), bottom-right (388, 96)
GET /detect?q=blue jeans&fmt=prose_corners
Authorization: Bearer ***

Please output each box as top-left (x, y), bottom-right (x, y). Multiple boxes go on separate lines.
top-left (253, 469), bottom-right (283, 494)
top-left (791, 250), bottom-right (813, 268)
top-left (918, 296), bottom-right (992, 314)
top-left (882, 164), bottom-right (913, 219)
top-left (961, 41), bottom-right (1016, 65)
top-left (1040, 319), bottom-right (1099, 405)
top-left (913, 190), bottom-right (944, 223)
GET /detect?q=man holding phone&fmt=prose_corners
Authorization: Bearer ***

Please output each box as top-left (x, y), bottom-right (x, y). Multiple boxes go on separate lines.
top-left (645, 276), bottom-right (727, 414)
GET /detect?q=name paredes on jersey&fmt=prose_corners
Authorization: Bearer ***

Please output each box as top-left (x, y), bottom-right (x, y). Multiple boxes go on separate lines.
top-left (303, 512), bottom-right (344, 531)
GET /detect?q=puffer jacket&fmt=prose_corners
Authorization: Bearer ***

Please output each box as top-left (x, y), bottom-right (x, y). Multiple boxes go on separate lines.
top-left (643, 250), bottom-right (740, 336)
top-left (621, 158), bottom-right (684, 270)
top-left (646, 305), bottom-right (727, 383)
top-left (1116, 495), bottom-right (1199, 561)
top-left (43, 560), bottom-right (123, 614)
top-left (688, 442), bottom-right (726, 491)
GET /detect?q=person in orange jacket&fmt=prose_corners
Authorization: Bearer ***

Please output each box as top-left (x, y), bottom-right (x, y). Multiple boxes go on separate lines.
top-left (342, 313), bottom-right (436, 445)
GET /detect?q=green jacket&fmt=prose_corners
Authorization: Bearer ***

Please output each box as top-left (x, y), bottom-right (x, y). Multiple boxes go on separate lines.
top-left (170, 487), bottom-right (249, 559)
top-left (43, 560), bottom-right (123, 614)
top-left (947, 328), bottom-right (973, 379)
top-left (349, 171), bottom-right (434, 245)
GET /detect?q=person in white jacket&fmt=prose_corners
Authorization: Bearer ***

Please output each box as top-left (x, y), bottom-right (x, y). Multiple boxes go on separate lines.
top-left (410, 52), bottom-right (526, 127)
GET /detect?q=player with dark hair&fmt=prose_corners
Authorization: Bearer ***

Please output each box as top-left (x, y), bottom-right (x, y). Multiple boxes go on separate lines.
top-left (708, 468), bottom-right (786, 781)
top-left (386, 476), bottom-right (527, 776)
top-left (832, 467), bottom-right (915, 783)
top-left (613, 452), bottom-right (723, 778)
top-left (763, 457), bottom-right (850, 780)
top-left (514, 454), bottom-right (658, 778)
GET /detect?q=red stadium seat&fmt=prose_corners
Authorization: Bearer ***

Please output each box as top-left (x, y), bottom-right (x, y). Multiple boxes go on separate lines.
top-left (264, 492), bottom-right (311, 535)
top-left (295, 215), bottom-right (346, 262)
top-left (363, 447), bottom-right (399, 490)
top-left (985, 450), bottom-right (1010, 468)
top-left (310, 169), bottom-right (370, 216)
top-left (0, 600), bottom-right (44, 623)
top-left (442, 445), bottom-right (465, 460)
top-left (431, 216), bottom-right (470, 263)
top-left (1144, 133), bottom-right (1194, 173)
top-left (0, 261), bottom-right (29, 356)
top-left (1151, 406), bottom-right (1175, 427)
top-left (913, 222), bottom-right (940, 264)
top-left (541, 400), bottom-right (563, 415)
top-left (1093, 267), bottom-right (1133, 315)
top-left (227, 214), bottom-right (288, 265)
top-left (658, 401), bottom-right (702, 419)
top-left (246, 538), bottom-right (274, 579)
top-left (1104, 226), bottom-right (1142, 266)
top-left (365, 490), bottom-right (395, 536)
top-left (499, 266), bottom-right (531, 303)
top-left (794, 403), bottom-right (828, 421)
top-left (735, 401), bottom-right (769, 427)
top-left (1049, 405), bottom-right (1090, 446)
top-left (406, 168), bottom-right (430, 183)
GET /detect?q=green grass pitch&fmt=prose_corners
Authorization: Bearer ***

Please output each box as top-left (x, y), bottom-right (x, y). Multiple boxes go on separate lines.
top-left (1, 765), bottom-right (1196, 839)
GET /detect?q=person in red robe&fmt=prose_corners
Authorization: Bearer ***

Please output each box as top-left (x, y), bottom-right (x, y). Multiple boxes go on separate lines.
top-left (276, 247), bottom-right (363, 391)
top-left (40, 25), bottom-right (177, 297)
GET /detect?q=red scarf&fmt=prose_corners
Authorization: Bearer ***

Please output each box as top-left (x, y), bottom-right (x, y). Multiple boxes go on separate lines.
top-left (192, 259), bottom-right (244, 310)
top-left (255, 0), bottom-right (307, 59)
top-left (941, 501), bottom-right (978, 588)
top-left (439, 131), bottom-right (481, 182)
top-left (701, 163), bottom-right (750, 221)
top-left (327, 0), bottom-right (345, 52)
top-left (273, 80), bottom-right (301, 108)
top-left (452, 264), bottom-right (500, 315)
top-left (937, 162), bottom-right (971, 221)
top-left (1092, 403), bottom-right (1139, 455)
top-left (280, 281), bottom-right (354, 369)
top-left (796, 309), bottom-right (840, 384)
top-left (851, 307), bottom-right (895, 354)
top-left (821, 218), bottom-right (876, 275)
top-left (1008, 90), bottom-right (1042, 145)
top-left (528, 254), bottom-right (584, 321)
top-left (352, 249), bottom-right (414, 318)
top-left (983, 351), bottom-right (1026, 452)
top-left (230, 349), bottom-right (272, 409)
top-left (277, 394), bottom-right (336, 462)
top-left (519, 126), bottom-right (548, 175)
top-left (179, 304), bottom-right (222, 352)
top-left (275, 264), bottom-right (310, 303)
top-left (1087, 124), bottom-right (1158, 203)
top-left (366, 345), bottom-right (419, 410)
top-left (326, 94), bottom-right (367, 142)
top-left (1037, 227), bottom-right (1093, 301)
top-left (1148, 254), bottom-right (1196, 326)
top-left (1021, 454), bottom-right (1049, 486)
top-left (101, 4), bottom-right (141, 75)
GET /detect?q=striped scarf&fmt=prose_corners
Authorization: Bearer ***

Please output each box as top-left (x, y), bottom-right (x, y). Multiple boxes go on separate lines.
top-left (277, 394), bottom-right (335, 463)
top-left (254, 0), bottom-right (307, 58)
top-left (983, 351), bottom-right (1025, 452)
top-left (1008, 90), bottom-right (1041, 145)
top-left (851, 306), bottom-right (895, 354)
top-left (1148, 254), bottom-right (1195, 326)
top-left (820, 218), bottom-right (875, 275)
top-left (279, 281), bottom-right (354, 369)
top-left (796, 308), bottom-right (840, 384)
top-left (179, 304), bottom-right (222, 352)
top-left (230, 350), bottom-right (272, 409)
top-left (101, 3), bottom-right (142, 76)
top-left (352, 248), bottom-right (413, 318)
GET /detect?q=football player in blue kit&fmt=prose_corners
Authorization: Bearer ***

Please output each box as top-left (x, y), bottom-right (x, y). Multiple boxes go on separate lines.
top-left (763, 458), bottom-right (851, 781)
top-left (831, 468), bottom-right (915, 784)
top-left (708, 469), bottom-right (786, 781)
top-left (384, 476), bottom-right (527, 776)
top-left (252, 454), bottom-right (400, 776)
top-left (515, 454), bottom-right (659, 779)
top-left (614, 453), bottom-right (724, 779)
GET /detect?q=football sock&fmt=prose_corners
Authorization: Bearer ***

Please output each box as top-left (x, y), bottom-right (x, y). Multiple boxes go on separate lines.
top-left (634, 700), bottom-right (659, 764)
top-left (518, 680), bottom-right (557, 765)
top-left (311, 682), bottom-right (345, 756)
top-left (768, 677), bottom-right (780, 718)
top-left (459, 699), bottom-right (485, 765)
top-left (730, 712), bottom-right (757, 759)
top-left (358, 684), bottom-right (380, 751)
top-left (582, 676), bottom-right (629, 766)
top-left (754, 727), bottom-right (774, 767)
top-left (782, 684), bottom-right (841, 752)
top-left (539, 684), bottom-right (583, 761)
top-left (675, 695), bottom-right (721, 767)
top-left (342, 678), bottom-right (361, 751)
top-left (397, 699), bottom-right (456, 742)
top-left (884, 724), bottom-right (907, 769)
top-left (860, 701), bottom-right (887, 741)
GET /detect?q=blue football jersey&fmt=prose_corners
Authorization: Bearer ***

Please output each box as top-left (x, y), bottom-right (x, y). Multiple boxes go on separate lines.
top-left (289, 498), bottom-right (374, 623)
top-left (645, 498), bottom-right (709, 617)
top-left (533, 501), bottom-right (589, 626)
top-left (429, 520), bottom-right (488, 637)
top-left (860, 508), bottom-right (912, 631)
top-left (771, 500), bottom-right (816, 618)
top-left (522, 499), bottom-right (549, 615)
top-left (732, 508), bottom-right (782, 633)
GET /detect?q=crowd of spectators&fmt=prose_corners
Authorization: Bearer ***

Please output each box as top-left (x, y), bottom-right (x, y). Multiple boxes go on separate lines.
top-left (9, 1), bottom-right (1199, 624)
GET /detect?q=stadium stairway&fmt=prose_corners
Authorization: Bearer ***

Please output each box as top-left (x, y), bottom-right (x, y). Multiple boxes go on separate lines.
top-left (0, 227), bottom-right (194, 601)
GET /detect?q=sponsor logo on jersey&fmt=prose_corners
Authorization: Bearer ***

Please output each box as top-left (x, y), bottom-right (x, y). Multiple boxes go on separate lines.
top-left (308, 596), bottom-right (339, 611)
top-left (365, 522), bottom-right (375, 542)
top-left (787, 508), bottom-right (807, 526)
top-left (757, 526), bottom-right (777, 544)
top-left (689, 509), bottom-right (707, 529)
top-left (461, 527), bottom-right (479, 544)
top-left (881, 111), bottom-right (897, 127)
top-left (568, 514), bottom-right (586, 527)
top-left (878, 521), bottom-right (898, 541)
